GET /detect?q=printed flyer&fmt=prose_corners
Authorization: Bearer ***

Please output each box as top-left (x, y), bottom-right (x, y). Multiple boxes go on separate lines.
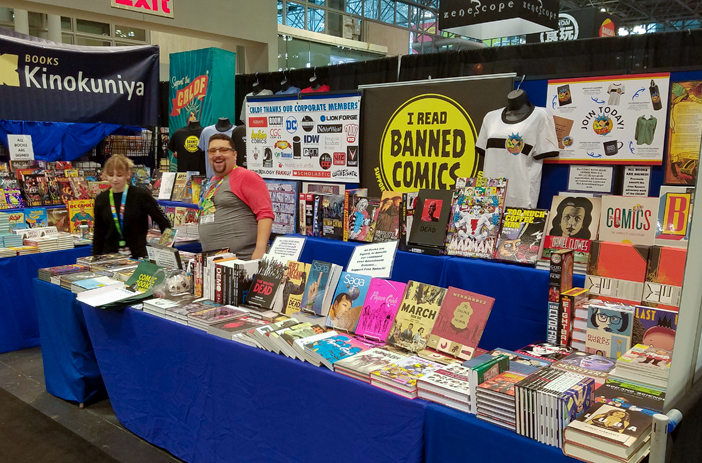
top-left (665, 81), bottom-right (702, 185)
top-left (546, 73), bottom-right (670, 164)
top-left (246, 93), bottom-right (361, 182)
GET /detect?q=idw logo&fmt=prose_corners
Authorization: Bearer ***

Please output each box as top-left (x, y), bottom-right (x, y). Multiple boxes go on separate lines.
top-left (0, 54), bottom-right (20, 87)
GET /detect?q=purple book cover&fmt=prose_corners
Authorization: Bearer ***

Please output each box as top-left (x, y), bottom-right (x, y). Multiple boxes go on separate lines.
top-left (354, 279), bottom-right (407, 342)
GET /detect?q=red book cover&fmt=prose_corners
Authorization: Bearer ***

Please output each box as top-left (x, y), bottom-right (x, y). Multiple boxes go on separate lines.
top-left (642, 246), bottom-right (687, 311)
top-left (585, 241), bottom-right (650, 305)
top-left (428, 286), bottom-right (495, 360)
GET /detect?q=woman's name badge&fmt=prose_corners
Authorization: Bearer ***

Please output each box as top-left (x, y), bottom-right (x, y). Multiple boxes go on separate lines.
top-left (200, 213), bottom-right (215, 224)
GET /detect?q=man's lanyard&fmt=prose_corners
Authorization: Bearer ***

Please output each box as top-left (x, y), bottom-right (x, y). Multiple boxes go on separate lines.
top-left (109, 186), bottom-right (128, 247)
top-left (200, 176), bottom-right (225, 217)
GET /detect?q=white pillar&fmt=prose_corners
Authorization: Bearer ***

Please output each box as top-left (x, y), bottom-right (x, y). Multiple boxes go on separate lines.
top-left (13, 9), bottom-right (28, 34)
top-left (47, 14), bottom-right (62, 43)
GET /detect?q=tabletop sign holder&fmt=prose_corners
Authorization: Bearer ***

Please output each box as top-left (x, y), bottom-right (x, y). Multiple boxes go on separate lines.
top-left (147, 244), bottom-right (182, 270)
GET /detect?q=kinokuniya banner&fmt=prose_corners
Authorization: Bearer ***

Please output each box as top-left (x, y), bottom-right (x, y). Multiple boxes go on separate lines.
top-left (168, 47), bottom-right (236, 130)
top-left (360, 75), bottom-right (515, 197)
top-left (246, 92), bottom-right (362, 183)
top-left (0, 28), bottom-right (158, 126)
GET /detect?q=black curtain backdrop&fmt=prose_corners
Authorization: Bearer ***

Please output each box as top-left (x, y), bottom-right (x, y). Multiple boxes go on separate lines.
top-left (234, 56), bottom-right (399, 124)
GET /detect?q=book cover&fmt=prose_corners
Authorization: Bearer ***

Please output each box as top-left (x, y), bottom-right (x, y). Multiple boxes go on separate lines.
top-left (24, 207), bottom-right (48, 228)
top-left (632, 305), bottom-right (677, 351)
top-left (486, 347), bottom-right (551, 375)
top-left (418, 362), bottom-right (473, 398)
top-left (321, 194), bottom-right (345, 240)
top-left (494, 207), bottom-right (548, 264)
top-left (57, 178), bottom-right (74, 204)
top-left (547, 249), bottom-right (573, 344)
top-left (35, 176), bottom-right (51, 206)
top-left (655, 185), bottom-right (694, 247)
top-left (558, 287), bottom-right (588, 347)
top-left (303, 182), bottom-right (346, 196)
top-left (585, 241), bottom-right (649, 305)
top-left (158, 228), bottom-right (178, 247)
top-left (311, 194), bottom-right (323, 237)
top-left (399, 191), bottom-right (419, 249)
top-left (334, 347), bottom-right (408, 376)
top-left (158, 172), bottom-right (176, 200)
top-left (445, 177), bottom-right (508, 259)
top-left (190, 175), bottom-right (206, 204)
top-left (208, 316), bottom-right (270, 337)
top-left (4, 189), bottom-right (24, 208)
top-left (21, 174), bottom-right (43, 207)
top-left (617, 344), bottom-right (672, 374)
top-left (387, 280), bottom-right (447, 352)
top-left (69, 176), bottom-right (91, 200)
top-left (7, 212), bottom-right (26, 232)
top-left (299, 260), bottom-right (335, 316)
top-left (299, 192), bottom-right (315, 236)
top-left (88, 181), bottom-right (110, 198)
top-left (568, 403), bottom-right (652, 447)
top-left (282, 261), bottom-right (310, 315)
top-left (67, 199), bottom-right (95, 233)
top-left (325, 272), bottom-right (373, 332)
top-left (124, 261), bottom-right (164, 294)
top-left (355, 279), bottom-right (407, 342)
top-left (598, 196), bottom-right (659, 246)
top-left (515, 342), bottom-right (574, 362)
top-left (172, 207), bottom-right (186, 226)
top-left (371, 355), bottom-right (443, 391)
top-left (553, 351), bottom-right (616, 384)
top-left (245, 255), bottom-right (285, 310)
top-left (347, 196), bottom-right (381, 242)
top-left (46, 177), bottom-right (62, 205)
top-left (585, 301), bottom-right (635, 358)
top-left (542, 195), bottom-right (602, 266)
top-left (642, 245), bottom-right (686, 311)
top-left (170, 172), bottom-right (188, 202)
top-left (428, 287), bottom-right (495, 360)
top-left (408, 189), bottom-right (453, 248)
top-left (373, 191), bottom-right (402, 242)
top-left (477, 370), bottom-right (528, 398)
top-left (342, 188), bottom-right (367, 241)
top-left (305, 334), bottom-right (373, 369)
top-left (594, 378), bottom-right (665, 414)
top-left (264, 179), bottom-right (299, 235)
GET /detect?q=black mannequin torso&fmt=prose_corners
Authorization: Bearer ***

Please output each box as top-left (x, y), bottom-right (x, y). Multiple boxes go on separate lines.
top-left (188, 120), bottom-right (202, 131)
top-left (310, 76), bottom-right (322, 91)
top-left (252, 81), bottom-right (262, 96)
top-left (503, 89), bottom-right (535, 123)
top-left (280, 79), bottom-right (290, 92)
top-left (216, 117), bottom-right (233, 132)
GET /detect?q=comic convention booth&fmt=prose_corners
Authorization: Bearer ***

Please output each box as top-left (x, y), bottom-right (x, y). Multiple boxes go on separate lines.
top-left (4, 15), bottom-right (702, 463)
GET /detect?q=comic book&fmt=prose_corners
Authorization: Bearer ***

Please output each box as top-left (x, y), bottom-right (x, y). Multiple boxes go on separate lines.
top-left (170, 172), bottom-right (188, 202)
top-left (387, 280), bottom-right (447, 352)
top-left (370, 355), bottom-right (443, 393)
top-left (24, 207), bottom-right (48, 228)
top-left (494, 207), bottom-right (548, 264)
top-left (445, 177), bottom-right (508, 259)
top-left (585, 301), bottom-right (635, 359)
top-left (427, 287), bottom-right (494, 360)
top-left (542, 195), bottom-right (603, 266)
top-left (565, 403), bottom-right (653, 451)
top-left (408, 189), bottom-right (454, 249)
top-left (46, 176), bottom-right (63, 205)
top-left (264, 179), bottom-right (299, 235)
top-left (4, 189), bottom-right (24, 208)
top-left (347, 196), bottom-right (381, 242)
top-left (655, 185), bottom-right (694, 248)
top-left (21, 174), bottom-right (43, 207)
top-left (355, 279), bottom-right (407, 342)
top-left (189, 175), bottom-right (206, 205)
top-left (334, 347), bottom-right (409, 382)
top-left (88, 181), bottom-right (110, 198)
top-left (593, 378), bottom-right (665, 414)
top-left (632, 305), bottom-right (677, 351)
top-left (57, 178), bottom-right (74, 204)
top-left (373, 191), bottom-right (402, 242)
top-left (321, 194), bottom-right (345, 240)
top-left (325, 272), bottom-right (373, 332)
top-left (69, 177), bottom-right (91, 200)
top-left (299, 260), bottom-right (342, 317)
top-left (282, 261), bottom-right (310, 315)
top-left (7, 212), bottom-right (26, 232)
top-left (304, 334), bottom-right (374, 370)
top-left (400, 191), bottom-right (419, 249)
top-left (342, 188), bottom-right (368, 241)
top-left (642, 245), bottom-right (686, 311)
top-left (66, 199), bottom-right (95, 233)
top-left (173, 207), bottom-right (187, 226)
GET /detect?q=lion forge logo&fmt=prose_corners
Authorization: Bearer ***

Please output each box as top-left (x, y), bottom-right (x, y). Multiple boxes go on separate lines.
top-left (593, 114), bottom-right (613, 135)
top-left (505, 133), bottom-right (524, 155)
top-left (344, 124), bottom-right (359, 143)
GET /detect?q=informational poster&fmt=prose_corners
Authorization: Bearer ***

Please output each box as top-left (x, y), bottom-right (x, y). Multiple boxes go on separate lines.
top-left (346, 241), bottom-right (399, 279)
top-left (7, 134), bottom-right (34, 161)
top-left (665, 81), bottom-right (702, 185)
top-left (567, 165), bottom-right (614, 193)
top-left (361, 74), bottom-right (515, 197)
top-left (246, 93), bottom-right (361, 182)
top-left (622, 166), bottom-right (651, 196)
top-left (546, 73), bottom-right (670, 164)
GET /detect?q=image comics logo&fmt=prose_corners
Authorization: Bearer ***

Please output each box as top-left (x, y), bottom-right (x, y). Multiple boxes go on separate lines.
top-left (302, 115), bottom-right (315, 132)
top-left (249, 117), bottom-right (267, 127)
top-left (345, 124), bottom-right (359, 143)
top-left (333, 152), bottom-right (345, 165)
top-left (320, 153), bottom-right (332, 170)
top-left (0, 54), bottom-right (20, 86)
top-left (347, 146), bottom-right (358, 167)
top-left (286, 116), bottom-right (298, 134)
top-left (269, 116), bottom-right (283, 126)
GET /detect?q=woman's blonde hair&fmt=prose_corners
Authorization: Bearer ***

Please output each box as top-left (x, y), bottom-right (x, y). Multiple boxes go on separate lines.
top-left (103, 154), bottom-right (134, 176)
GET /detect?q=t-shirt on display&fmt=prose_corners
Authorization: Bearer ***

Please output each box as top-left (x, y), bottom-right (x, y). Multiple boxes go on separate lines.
top-left (168, 125), bottom-right (206, 174)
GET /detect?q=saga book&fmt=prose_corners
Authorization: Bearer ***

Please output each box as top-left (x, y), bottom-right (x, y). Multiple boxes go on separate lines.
top-left (299, 260), bottom-right (341, 317)
top-left (355, 279), bottom-right (407, 342)
top-left (387, 280), bottom-right (447, 352)
top-left (325, 272), bottom-right (373, 332)
top-left (428, 287), bottom-right (495, 360)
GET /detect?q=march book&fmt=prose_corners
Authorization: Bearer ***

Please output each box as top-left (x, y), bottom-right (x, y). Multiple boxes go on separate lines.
top-left (387, 280), bottom-right (447, 352)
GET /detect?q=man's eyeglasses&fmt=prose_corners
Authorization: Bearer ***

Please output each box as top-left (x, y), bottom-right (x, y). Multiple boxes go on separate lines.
top-left (208, 147), bottom-right (235, 154)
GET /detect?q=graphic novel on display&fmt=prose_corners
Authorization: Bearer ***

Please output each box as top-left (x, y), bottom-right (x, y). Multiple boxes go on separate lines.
top-left (355, 279), bottom-right (407, 342)
top-left (445, 177), bottom-right (507, 259)
top-left (546, 73), bottom-right (670, 164)
top-left (408, 189), bottom-right (453, 248)
top-left (264, 179), bottom-right (299, 235)
top-left (655, 185), bottom-right (694, 247)
top-left (542, 195), bottom-right (602, 265)
top-left (387, 281), bottom-right (447, 352)
top-left (598, 195), bottom-right (658, 246)
top-left (326, 272), bottom-right (373, 332)
top-left (374, 191), bottom-right (402, 242)
top-left (494, 207), bottom-right (548, 264)
top-left (246, 93), bottom-right (361, 182)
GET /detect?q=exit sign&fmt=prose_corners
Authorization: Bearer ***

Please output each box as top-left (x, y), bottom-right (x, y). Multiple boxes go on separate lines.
top-left (111, 0), bottom-right (174, 18)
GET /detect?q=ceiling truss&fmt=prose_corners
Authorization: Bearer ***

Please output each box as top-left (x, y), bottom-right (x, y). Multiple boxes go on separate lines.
top-left (559, 0), bottom-right (702, 29)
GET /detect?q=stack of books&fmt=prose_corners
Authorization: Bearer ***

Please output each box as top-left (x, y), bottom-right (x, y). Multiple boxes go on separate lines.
top-left (38, 264), bottom-right (89, 282)
top-left (187, 305), bottom-right (249, 331)
top-left (334, 347), bottom-right (408, 383)
top-left (70, 276), bottom-right (121, 293)
top-left (611, 344), bottom-right (672, 389)
top-left (8, 245), bottom-right (39, 255)
top-left (417, 362), bottom-right (472, 413)
top-left (515, 367), bottom-right (595, 448)
top-left (2, 234), bottom-right (24, 247)
top-left (142, 295), bottom-right (199, 319)
top-left (370, 356), bottom-right (442, 399)
top-left (165, 299), bottom-right (222, 325)
top-left (56, 233), bottom-right (75, 250)
top-left (462, 353), bottom-right (511, 412)
top-left (26, 236), bottom-right (59, 253)
top-left (0, 247), bottom-right (16, 257)
top-left (475, 371), bottom-right (528, 430)
top-left (76, 253), bottom-right (126, 266)
top-left (207, 316), bottom-right (271, 343)
top-left (552, 351), bottom-right (616, 387)
top-left (304, 333), bottom-right (373, 370)
top-left (57, 271), bottom-right (101, 290)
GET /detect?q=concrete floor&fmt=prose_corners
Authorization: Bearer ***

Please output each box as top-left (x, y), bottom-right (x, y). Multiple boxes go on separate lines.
top-left (0, 346), bottom-right (182, 463)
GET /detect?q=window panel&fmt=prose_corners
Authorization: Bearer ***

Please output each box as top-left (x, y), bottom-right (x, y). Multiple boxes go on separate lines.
top-left (77, 19), bottom-right (110, 36)
top-left (307, 0), bottom-right (325, 4)
top-left (396, 2), bottom-right (409, 27)
top-left (364, 0), bottom-right (378, 19)
top-left (308, 7), bottom-right (325, 33)
top-left (61, 16), bottom-right (71, 30)
top-left (278, 0), bottom-right (284, 24)
top-left (286, 2), bottom-right (306, 29)
top-left (76, 36), bottom-right (111, 47)
top-left (115, 25), bottom-right (146, 41)
top-left (61, 33), bottom-right (73, 44)
top-left (327, 11), bottom-right (344, 37)
top-left (379, 0), bottom-right (394, 23)
top-left (346, 0), bottom-right (362, 16)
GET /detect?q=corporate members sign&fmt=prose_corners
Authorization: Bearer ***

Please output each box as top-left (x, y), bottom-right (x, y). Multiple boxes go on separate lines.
top-left (360, 75), bottom-right (515, 196)
top-left (0, 29), bottom-right (158, 126)
top-left (246, 93), bottom-right (361, 182)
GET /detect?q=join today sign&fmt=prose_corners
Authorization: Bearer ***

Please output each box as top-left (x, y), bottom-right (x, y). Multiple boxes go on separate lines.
top-left (111, 0), bottom-right (174, 18)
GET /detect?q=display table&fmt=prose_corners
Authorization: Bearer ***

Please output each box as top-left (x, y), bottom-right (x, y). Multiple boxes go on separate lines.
top-left (81, 305), bottom-right (426, 463)
top-left (0, 246), bottom-right (92, 353)
top-left (424, 403), bottom-right (577, 463)
top-left (33, 279), bottom-right (105, 404)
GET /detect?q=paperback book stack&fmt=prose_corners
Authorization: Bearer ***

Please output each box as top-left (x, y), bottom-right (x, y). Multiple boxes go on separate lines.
top-left (70, 276), bottom-right (121, 293)
top-left (76, 253), bottom-right (127, 266)
top-left (0, 247), bottom-right (16, 257)
top-left (8, 245), bottom-right (39, 255)
top-left (0, 213), bottom-right (14, 255)
top-left (334, 347), bottom-right (408, 383)
top-left (514, 367), bottom-right (596, 448)
top-left (58, 271), bottom-right (101, 291)
top-left (38, 264), bottom-right (89, 283)
top-left (2, 233), bottom-right (23, 248)
top-left (142, 295), bottom-right (198, 319)
top-left (416, 362), bottom-right (472, 413)
top-left (370, 356), bottom-right (443, 399)
top-left (25, 236), bottom-right (59, 253)
top-left (187, 305), bottom-right (249, 331)
top-left (304, 334), bottom-right (373, 370)
top-left (207, 316), bottom-right (271, 343)
top-left (475, 371), bottom-right (528, 430)
top-left (611, 344), bottom-right (672, 389)
top-left (166, 299), bottom-right (222, 325)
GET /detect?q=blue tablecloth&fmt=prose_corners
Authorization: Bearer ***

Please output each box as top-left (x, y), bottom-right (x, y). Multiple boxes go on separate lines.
top-left (33, 279), bottom-right (104, 404)
top-left (424, 403), bottom-right (578, 463)
top-left (441, 257), bottom-right (586, 352)
top-left (0, 246), bottom-right (92, 353)
top-left (174, 241), bottom-right (202, 254)
top-left (81, 305), bottom-right (427, 463)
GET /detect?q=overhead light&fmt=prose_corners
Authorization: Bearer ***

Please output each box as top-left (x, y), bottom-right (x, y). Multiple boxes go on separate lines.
top-left (618, 28), bottom-right (629, 36)
top-left (600, 7), bottom-right (606, 12)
